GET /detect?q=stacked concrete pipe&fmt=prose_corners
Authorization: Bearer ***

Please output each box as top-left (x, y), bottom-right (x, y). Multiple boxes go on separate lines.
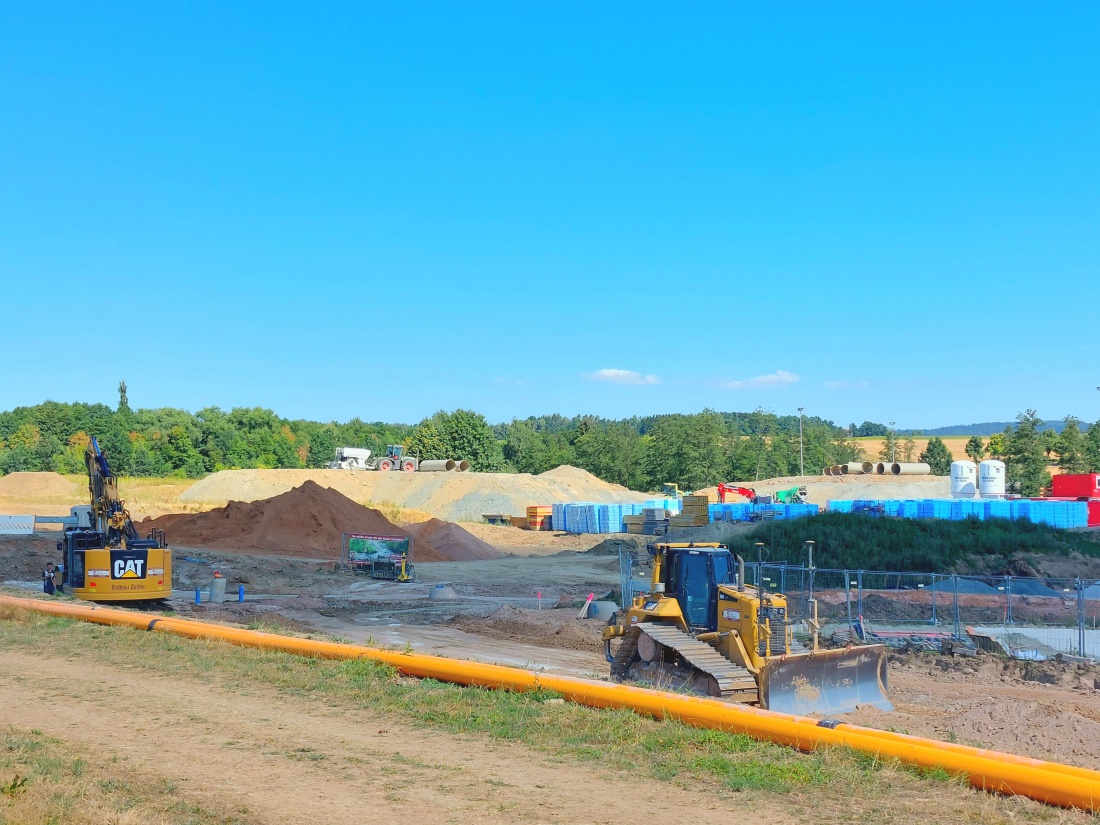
top-left (891, 462), bottom-right (931, 475)
top-left (420, 459), bottom-right (457, 472)
top-left (839, 462), bottom-right (865, 474)
top-left (455, 459), bottom-right (471, 472)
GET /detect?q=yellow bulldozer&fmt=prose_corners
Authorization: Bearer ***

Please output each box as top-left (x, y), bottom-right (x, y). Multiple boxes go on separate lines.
top-left (603, 542), bottom-right (892, 716)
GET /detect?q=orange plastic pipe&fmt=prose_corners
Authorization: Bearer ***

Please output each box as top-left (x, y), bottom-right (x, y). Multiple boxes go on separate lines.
top-left (3, 595), bottom-right (1097, 810)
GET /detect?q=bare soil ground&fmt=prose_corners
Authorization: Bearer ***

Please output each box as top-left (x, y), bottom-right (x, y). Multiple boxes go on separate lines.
top-left (0, 649), bottom-right (772, 825)
top-left (847, 652), bottom-right (1100, 767)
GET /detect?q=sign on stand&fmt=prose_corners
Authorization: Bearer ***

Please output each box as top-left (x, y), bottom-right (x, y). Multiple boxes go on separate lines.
top-left (340, 533), bottom-right (414, 580)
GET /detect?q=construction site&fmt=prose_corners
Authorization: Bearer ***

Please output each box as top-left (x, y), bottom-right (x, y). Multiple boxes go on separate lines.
top-left (5, 6), bottom-right (1100, 821)
top-left (3, 454), bottom-right (1100, 823)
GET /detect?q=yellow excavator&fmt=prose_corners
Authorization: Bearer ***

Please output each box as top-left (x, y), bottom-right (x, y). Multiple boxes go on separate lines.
top-left (59, 437), bottom-right (173, 602)
top-left (603, 542), bottom-right (891, 716)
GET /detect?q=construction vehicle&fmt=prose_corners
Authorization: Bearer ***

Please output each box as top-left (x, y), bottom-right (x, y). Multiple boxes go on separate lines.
top-left (603, 542), bottom-right (891, 715)
top-left (328, 445), bottom-right (419, 471)
top-left (773, 485), bottom-right (809, 504)
top-left (721, 485), bottom-right (768, 504)
top-left (59, 437), bottom-right (172, 602)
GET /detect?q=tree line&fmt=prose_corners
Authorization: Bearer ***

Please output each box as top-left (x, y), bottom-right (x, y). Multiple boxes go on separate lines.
top-left (0, 385), bottom-right (1095, 495)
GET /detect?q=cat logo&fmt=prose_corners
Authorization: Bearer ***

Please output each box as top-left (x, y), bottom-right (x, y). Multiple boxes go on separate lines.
top-left (114, 559), bottom-right (145, 578)
top-left (110, 550), bottom-right (148, 580)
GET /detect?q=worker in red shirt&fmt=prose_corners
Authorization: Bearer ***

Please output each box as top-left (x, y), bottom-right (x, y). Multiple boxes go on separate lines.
top-left (717, 482), bottom-right (727, 504)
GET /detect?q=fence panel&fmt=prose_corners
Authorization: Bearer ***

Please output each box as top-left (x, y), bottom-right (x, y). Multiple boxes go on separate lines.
top-left (608, 548), bottom-right (1098, 662)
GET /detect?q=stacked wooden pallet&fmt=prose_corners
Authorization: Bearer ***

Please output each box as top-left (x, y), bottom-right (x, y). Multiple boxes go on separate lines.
top-left (671, 494), bottom-right (711, 527)
top-left (623, 514), bottom-right (645, 534)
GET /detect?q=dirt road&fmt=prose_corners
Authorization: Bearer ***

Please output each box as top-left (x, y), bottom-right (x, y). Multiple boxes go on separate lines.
top-left (0, 649), bottom-right (771, 825)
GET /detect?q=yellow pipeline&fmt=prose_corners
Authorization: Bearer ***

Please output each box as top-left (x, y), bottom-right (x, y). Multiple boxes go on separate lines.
top-left (3, 595), bottom-right (1098, 811)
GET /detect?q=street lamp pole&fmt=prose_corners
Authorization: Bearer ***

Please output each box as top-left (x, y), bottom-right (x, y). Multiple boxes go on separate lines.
top-left (889, 421), bottom-right (896, 463)
top-left (798, 407), bottom-right (805, 477)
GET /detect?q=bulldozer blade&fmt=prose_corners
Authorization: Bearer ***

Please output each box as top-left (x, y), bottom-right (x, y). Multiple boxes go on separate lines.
top-left (760, 644), bottom-right (892, 716)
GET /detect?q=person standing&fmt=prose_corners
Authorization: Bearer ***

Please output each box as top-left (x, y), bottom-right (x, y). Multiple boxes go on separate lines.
top-left (43, 562), bottom-right (56, 595)
top-left (717, 482), bottom-right (727, 504)
top-left (53, 561), bottom-right (65, 595)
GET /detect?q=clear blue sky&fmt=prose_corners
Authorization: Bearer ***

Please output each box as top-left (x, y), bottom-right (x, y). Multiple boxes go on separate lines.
top-left (2, 3), bottom-right (1098, 428)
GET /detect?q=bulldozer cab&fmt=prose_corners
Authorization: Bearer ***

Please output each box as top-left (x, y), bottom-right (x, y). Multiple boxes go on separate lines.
top-left (661, 547), bottom-right (738, 632)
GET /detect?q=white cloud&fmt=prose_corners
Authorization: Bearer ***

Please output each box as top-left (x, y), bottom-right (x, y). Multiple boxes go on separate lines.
top-left (584, 368), bottom-right (660, 386)
top-left (719, 370), bottom-right (799, 389)
top-left (824, 379), bottom-right (870, 389)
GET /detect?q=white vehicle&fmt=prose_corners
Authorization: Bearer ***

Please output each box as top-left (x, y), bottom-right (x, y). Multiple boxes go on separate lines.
top-left (328, 445), bottom-right (419, 472)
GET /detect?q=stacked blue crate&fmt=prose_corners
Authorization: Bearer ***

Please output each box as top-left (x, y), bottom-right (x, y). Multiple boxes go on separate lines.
top-left (1010, 500), bottom-right (1031, 521)
top-left (918, 500), bottom-right (935, 518)
top-left (987, 500), bottom-right (1012, 520)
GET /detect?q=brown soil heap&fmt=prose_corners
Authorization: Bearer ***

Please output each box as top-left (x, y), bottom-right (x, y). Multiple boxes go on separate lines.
top-left (403, 519), bottom-right (505, 562)
top-left (142, 481), bottom-right (446, 561)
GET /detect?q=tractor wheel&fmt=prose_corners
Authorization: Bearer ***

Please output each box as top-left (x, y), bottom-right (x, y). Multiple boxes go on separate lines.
top-left (402, 461), bottom-right (416, 472)
top-left (377, 459), bottom-right (393, 471)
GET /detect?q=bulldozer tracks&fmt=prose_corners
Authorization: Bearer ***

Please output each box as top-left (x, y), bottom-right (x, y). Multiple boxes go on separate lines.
top-left (611, 623), bottom-right (758, 703)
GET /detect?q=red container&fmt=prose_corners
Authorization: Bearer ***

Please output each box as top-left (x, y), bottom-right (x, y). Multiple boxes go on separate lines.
top-left (1051, 474), bottom-right (1100, 499)
top-left (1090, 501), bottom-right (1100, 528)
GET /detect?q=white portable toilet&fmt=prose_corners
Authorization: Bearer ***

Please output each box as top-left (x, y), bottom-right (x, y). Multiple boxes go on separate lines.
top-left (979, 460), bottom-right (1006, 498)
top-left (950, 461), bottom-right (978, 498)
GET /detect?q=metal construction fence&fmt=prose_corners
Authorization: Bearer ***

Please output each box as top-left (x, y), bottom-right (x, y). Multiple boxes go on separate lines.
top-left (615, 545), bottom-right (1098, 662)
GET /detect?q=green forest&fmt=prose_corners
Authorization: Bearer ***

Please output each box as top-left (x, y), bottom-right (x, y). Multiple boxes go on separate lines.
top-left (0, 385), bottom-right (1097, 495)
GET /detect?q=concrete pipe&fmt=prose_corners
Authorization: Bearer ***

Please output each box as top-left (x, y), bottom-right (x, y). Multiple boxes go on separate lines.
top-left (876, 462), bottom-right (889, 475)
top-left (839, 463), bottom-right (864, 475)
top-left (823, 467), bottom-right (833, 476)
top-left (891, 462), bottom-right (931, 476)
top-left (831, 464), bottom-right (843, 475)
top-left (2, 595), bottom-right (1099, 811)
top-left (420, 459), bottom-right (457, 472)
top-left (454, 459), bottom-right (471, 472)
top-left (860, 461), bottom-right (875, 474)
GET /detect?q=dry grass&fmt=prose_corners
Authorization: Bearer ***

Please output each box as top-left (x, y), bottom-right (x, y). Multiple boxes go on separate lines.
top-left (0, 725), bottom-right (249, 825)
top-left (364, 500), bottom-right (436, 526)
top-left (0, 603), bottom-right (1093, 823)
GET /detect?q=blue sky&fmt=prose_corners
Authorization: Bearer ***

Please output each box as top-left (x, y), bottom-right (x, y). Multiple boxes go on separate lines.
top-left (2, 3), bottom-right (1098, 428)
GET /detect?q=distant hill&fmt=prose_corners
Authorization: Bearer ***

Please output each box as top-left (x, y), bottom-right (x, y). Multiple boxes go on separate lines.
top-left (904, 421), bottom-right (1083, 436)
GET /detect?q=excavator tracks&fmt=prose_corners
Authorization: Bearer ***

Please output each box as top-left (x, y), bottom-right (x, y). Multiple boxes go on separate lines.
top-left (612, 623), bottom-right (759, 703)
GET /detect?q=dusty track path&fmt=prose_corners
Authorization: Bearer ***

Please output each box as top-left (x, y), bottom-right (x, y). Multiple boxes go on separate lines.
top-left (0, 650), bottom-right (782, 825)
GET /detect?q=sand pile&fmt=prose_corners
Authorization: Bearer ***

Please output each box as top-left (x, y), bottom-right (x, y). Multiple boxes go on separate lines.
top-left (0, 472), bottom-right (81, 498)
top-left (142, 481), bottom-right (443, 561)
top-left (404, 519), bottom-right (504, 561)
top-left (179, 465), bottom-right (648, 521)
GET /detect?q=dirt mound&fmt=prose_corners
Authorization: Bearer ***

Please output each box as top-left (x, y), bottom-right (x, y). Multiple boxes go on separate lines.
top-left (141, 481), bottom-right (442, 561)
top-left (178, 466), bottom-right (648, 521)
top-left (0, 472), bottom-right (81, 498)
top-left (446, 605), bottom-right (603, 653)
top-left (404, 519), bottom-right (504, 562)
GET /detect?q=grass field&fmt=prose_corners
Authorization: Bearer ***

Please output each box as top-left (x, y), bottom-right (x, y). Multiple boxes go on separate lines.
top-left (0, 600), bottom-right (1093, 824)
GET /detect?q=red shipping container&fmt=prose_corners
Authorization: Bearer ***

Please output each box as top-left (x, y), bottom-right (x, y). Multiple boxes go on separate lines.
top-left (1051, 474), bottom-right (1100, 499)
top-left (1091, 501), bottom-right (1100, 528)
